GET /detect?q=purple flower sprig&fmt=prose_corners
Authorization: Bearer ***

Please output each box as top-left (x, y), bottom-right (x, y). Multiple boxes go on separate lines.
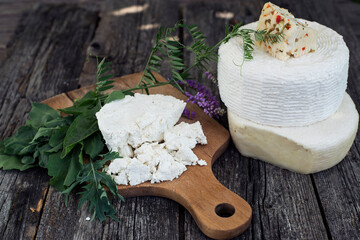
top-left (180, 79), bottom-right (226, 119)
top-left (182, 108), bottom-right (196, 119)
top-left (204, 71), bottom-right (217, 84)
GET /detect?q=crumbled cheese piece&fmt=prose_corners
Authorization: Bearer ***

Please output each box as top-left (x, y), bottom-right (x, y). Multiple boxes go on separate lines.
top-left (173, 146), bottom-right (199, 165)
top-left (134, 143), bottom-right (161, 172)
top-left (165, 121), bottom-right (207, 151)
top-left (85, 217), bottom-right (91, 221)
top-left (151, 157), bottom-right (187, 183)
top-left (107, 157), bottom-right (131, 175)
top-left (256, 2), bottom-right (317, 60)
top-left (96, 93), bottom-right (186, 157)
top-left (197, 160), bottom-right (207, 166)
top-left (107, 157), bottom-right (131, 185)
top-left (113, 172), bottom-right (128, 185)
top-left (126, 158), bottom-right (152, 185)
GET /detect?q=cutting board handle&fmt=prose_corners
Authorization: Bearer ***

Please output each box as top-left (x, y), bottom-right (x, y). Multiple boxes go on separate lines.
top-left (168, 166), bottom-right (252, 240)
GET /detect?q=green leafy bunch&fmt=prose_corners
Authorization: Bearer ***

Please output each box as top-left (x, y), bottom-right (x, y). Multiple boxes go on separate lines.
top-left (0, 57), bottom-right (126, 222)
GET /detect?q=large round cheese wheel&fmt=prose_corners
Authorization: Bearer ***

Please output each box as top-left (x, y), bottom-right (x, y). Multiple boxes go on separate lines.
top-left (228, 93), bottom-right (358, 174)
top-left (218, 20), bottom-right (349, 127)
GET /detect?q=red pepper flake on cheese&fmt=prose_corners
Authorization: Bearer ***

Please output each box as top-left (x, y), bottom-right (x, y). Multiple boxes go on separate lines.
top-left (305, 33), bottom-right (309, 37)
top-left (276, 15), bottom-right (281, 24)
top-left (302, 47), bottom-right (306, 51)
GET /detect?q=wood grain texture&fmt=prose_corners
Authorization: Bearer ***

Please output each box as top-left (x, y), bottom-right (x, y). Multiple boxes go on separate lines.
top-left (0, 4), bottom-right (98, 240)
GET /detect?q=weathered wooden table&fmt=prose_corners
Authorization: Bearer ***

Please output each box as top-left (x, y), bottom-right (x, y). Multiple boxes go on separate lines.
top-left (0, 0), bottom-right (359, 239)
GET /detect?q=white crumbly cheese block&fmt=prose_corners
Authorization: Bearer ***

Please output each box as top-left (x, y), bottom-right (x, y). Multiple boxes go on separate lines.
top-left (96, 93), bottom-right (186, 157)
top-left (218, 21), bottom-right (349, 127)
top-left (164, 121), bottom-right (207, 151)
top-left (228, 93), bottom-right (358, 174)
top-left (256, 2), bottom-right (317, 60)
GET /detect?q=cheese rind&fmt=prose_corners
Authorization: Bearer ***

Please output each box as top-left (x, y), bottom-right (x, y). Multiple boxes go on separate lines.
top-left (218, 21), bottom-right (349, 127)
top-left (228, 93), bottom-right (358, 174)
top-left (256, 2), bottom-right (317, 60)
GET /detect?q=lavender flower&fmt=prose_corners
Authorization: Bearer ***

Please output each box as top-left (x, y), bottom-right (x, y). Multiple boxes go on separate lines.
top-left (183, 79), bottom-right (225, 119)
top-left (204, 71), bottom-right (217, 84)
top-left (182, 108), bottom-right (196, 119)
top-left (170, 75), bottom-right (226, 119)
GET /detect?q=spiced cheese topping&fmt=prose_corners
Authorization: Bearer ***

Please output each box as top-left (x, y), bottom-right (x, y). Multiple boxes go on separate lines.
top-left (256, 2), bottom-right (318, 60)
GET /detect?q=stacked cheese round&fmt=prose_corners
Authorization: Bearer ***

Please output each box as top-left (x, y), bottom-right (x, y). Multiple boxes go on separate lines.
top-left (218, 21), bottom-right (358, 173)
top-left (218, 21), bottom-right (349, 127)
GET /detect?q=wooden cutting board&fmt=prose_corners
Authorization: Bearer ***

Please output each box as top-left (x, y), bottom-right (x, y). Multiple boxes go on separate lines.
top-left (42, 72), bottom-right (252, 240)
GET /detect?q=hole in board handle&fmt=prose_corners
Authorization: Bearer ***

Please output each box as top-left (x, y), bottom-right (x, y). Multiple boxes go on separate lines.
top-left (215, 203), bottom-right (235, 218)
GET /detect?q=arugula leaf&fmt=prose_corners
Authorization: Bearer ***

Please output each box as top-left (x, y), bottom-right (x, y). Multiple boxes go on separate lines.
top-left (64, 143), bottom-right (84, 186)
top-left (47, 126), bottom-right (68, 153)
top-left (47, 144), bottom-right (84, 191)
top-left (21, 155), bottom-right (35, 165)
top-left (61, 102), bottom-right (101, 158)
top-left (27, 103), bottom-right (60, 129)
top-left (60, 91), bottom-right (101, 115)
top-left (63, 151), bottom-right (123, 222)
top-left (38, 143), bottom-right (53, 168)
top-left (0, 153), bottom-right (35, 171)
top-left (84, 132), bottom-right (104, 159)
top-left (104, 91), bottom-right (125, 104)
top-left (3, 126), bottom-right (37, 155)
top-left (18, 143), bottom-right (37, 156)
top-left (31, 127), bottom-right (59, 144)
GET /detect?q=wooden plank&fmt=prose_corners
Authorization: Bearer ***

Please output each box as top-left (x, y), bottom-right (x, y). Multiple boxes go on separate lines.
top-left (183, 1), bottom-right (330, 239)
top-left (0, 48), bottom-right (5, 64)
top-left (0, 3), bottom-right (33, 16)
top-left (0, 4), bottom-right (98, 240)
top-left (0, 16), bottom-right (20, 33)
top-left (79, 0), bottom-right (179, 87)
top-left (0, 32), bottom-right (13, 47)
